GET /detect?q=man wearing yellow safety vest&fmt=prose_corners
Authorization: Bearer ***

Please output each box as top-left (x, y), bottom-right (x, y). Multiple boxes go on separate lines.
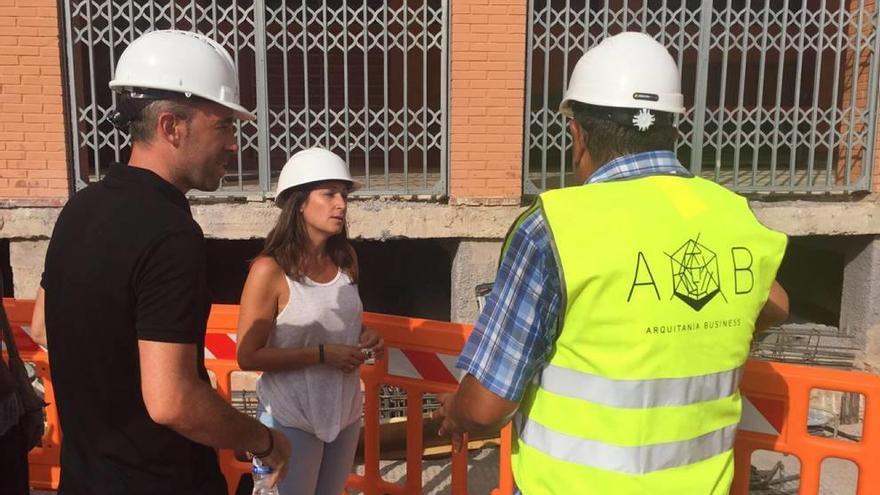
top-left (435, 32), bottom-right (790, 494)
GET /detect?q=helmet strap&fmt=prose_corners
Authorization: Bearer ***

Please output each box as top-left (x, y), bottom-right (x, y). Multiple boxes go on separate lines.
top-left (109, 88), bottom-right (205, 131)
top-left (577, 103), bottom-right (673, 132)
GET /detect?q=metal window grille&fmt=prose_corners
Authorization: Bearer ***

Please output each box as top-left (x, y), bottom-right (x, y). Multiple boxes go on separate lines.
top-left (525, 0), bottom-right (880, 194)
top-left (61, 0), bottom-right (448, 199)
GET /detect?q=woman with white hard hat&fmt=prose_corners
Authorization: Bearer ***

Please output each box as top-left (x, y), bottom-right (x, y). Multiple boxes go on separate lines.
top-left (236, 147), bottom-right (383, 495)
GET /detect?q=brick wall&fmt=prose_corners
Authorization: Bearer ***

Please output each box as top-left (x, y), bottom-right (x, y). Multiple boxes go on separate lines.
top-left (836, 0), bottom-right (877, 192)
top-left (868, 0), bottom-right (880, 193)
top-left (0, 0), bottom-right (68, 204)
top-left (448, 0), bottom-right (526, 204)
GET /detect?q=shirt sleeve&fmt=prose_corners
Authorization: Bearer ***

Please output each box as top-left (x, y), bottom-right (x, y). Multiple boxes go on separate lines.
top-left (134, 229), bottom-right (210, 344)
top-left (456, 207), bottom-right (562, 402)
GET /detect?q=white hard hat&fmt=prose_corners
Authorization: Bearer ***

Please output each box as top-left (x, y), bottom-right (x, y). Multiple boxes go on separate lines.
top-left (559, 32), bottom-right (685, 117)
top-left (275, 148), bottom-right (357, 200)
top-left (109, 30), bottom-right (255, 120)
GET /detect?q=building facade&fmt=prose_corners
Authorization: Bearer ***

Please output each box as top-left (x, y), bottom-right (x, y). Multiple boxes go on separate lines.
top-left (2, 0), bottom-right (880, 371)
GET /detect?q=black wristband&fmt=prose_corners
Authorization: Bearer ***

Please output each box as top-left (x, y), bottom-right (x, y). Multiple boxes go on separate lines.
top-left (318, 344), bottom-right (325, 364)
top-left (251, 424), bottom-right (274, 459)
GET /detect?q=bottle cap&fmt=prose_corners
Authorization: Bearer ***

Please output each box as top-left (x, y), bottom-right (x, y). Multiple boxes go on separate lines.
top-left (252, 457), bottom-right (273, 475)
top-left (252, 463), bottom-right (273, 475)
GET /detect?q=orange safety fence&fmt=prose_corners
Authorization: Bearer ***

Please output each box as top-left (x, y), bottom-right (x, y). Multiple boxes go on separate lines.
top-left (3, 298), bottom-right (880, 494)
top-left (731, 360), bottom-right (880, 494)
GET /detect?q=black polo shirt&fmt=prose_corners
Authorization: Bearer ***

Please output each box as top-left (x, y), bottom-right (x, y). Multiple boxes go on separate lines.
top-left (41, 164), bottom-right (226, 495)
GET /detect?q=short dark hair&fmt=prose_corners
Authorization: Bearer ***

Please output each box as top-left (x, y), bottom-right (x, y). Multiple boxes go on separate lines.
top-left (569, 101), bottom-right (678, 167)
top-left (118, 94), bottom-right (195, 144)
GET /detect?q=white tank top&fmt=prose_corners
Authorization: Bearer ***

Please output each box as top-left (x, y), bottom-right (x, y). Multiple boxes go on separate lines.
top-left (256, 269), bottom-right (363, 442)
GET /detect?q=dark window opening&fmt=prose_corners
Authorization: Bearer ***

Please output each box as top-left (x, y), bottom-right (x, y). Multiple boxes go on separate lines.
top-left (0, 240), bottom-right (13, 297)
top-left (204, 237), bottom-right (453, 321)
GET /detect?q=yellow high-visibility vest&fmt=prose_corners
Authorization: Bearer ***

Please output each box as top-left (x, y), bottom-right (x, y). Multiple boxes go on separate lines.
top-left (511, 175), bottom-right (787, 494)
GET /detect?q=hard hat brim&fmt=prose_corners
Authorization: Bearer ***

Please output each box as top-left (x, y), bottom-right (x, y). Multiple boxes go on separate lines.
top-left (274, 177), bottom-right (361, 205)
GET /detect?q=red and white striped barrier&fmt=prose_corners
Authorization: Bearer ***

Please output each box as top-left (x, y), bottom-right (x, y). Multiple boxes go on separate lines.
top-left (740, 396), bottom-right (784, 436)
top-left (204, 333), bottom-right (238, 361)
top-left (387, 348), bottom-right (463, 385)
top-left (1, 324), bottom-right (44, 353)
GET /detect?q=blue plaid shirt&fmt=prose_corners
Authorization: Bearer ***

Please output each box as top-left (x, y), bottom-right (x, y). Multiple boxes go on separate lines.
top-left (457, 150), bottom-right (692, 402)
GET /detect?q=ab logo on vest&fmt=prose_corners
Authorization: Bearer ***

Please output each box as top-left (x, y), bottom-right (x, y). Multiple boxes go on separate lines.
top-left (627, 234), bottom-right (756, 312)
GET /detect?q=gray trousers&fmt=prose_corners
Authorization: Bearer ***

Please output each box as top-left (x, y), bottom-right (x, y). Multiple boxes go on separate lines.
top-left (257, 404), bottom-right (360, 495)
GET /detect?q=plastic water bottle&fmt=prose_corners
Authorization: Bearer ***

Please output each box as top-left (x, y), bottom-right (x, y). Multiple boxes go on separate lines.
top-left (252, 458), bottom-right (280, 495)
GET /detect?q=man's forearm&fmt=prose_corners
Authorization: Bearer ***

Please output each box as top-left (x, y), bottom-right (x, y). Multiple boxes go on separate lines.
top-left (165, 380), bottom-right (268, 454)
top-left (448, 395), bottom-right (514, 433)
top-left (442, 375), bottom-right (519, 435)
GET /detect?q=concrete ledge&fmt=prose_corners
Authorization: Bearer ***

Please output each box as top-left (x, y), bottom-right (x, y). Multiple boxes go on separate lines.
top-left (3, 196), bottom-right (880, 240)
top-left (190, 200), bottom-right (526, 240)
top-left (751, 198), bottom-right (880, 237)
top-left (0, 207), bottom-right (60, 239)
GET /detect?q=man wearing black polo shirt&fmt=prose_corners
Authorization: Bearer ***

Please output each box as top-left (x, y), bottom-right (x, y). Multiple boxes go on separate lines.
top-left (35, 30), bottom-right (290, 494)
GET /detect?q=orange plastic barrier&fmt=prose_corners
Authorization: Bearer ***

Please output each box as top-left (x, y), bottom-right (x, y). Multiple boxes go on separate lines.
top-left (4, 298), bottom-right (880, 494)
top-left (2, 298), bottom-right (60, 489)
top-left (731, 360), bottom-right (880, 495)
top-left (4, 300), bottom-right (477, 494)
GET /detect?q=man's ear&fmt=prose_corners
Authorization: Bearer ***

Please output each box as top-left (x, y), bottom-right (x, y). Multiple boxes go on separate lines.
top-left (157, 112), bottom-right (182, 147)
top-left (568, 119), bottom-right (588, 160)
top-left (568, 118), bottom-right (588, 149)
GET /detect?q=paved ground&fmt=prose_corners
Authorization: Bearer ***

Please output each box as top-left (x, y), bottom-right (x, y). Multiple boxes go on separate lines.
top-left (30, 441), bottom-right (861, 494)
top-left (32, 447), bottom-right (500, 495)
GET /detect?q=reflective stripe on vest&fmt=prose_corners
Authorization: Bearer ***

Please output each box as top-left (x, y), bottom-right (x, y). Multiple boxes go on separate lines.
top-left (541, 364), bottom-right (743, 409)
top-left (519, 417), bottom-right (738, 474)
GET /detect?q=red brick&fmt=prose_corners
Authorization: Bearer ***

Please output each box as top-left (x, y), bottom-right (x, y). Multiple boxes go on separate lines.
top-left (19, 94), bottom-right (57, 104)
top-left (0, 7), bottom-right (37, 16)
top-left (2, 65), bottom-right (41, 75)
top-left (27, 187), bottom-right (67, 198)
top-left (0, 187), bottom-right (29, 197)
top-left (0, 150), bottom-right (25, 159)
top-left (47, 178), bottom-right (67, 189)
top-left (40, 64), bottom-right (60, 76)
top-left (7, 141), bottom-right (43, 151)
top-left (15, 0), bottom-right (57, 6)
top-left (0, 45), bottom-right (40, 56)
top-left (45, 141), bottom-right (64, 152)
top-left (17, 17), bottom-right (56, 27)
top-left (0, 169), bottom-right (28, 178)
top-left (27, 168), bottom-right (66, 179)
top-left (8, 159), bottom-right (45, 169)
top-left (3, 84), bottom-right (42, 95)
top-left (18, 36), bottom-right (54, 47)
top-left (23, 113), bottom-right (60, 123)
top-left (17, 122), bottom-right (45, 132)
top-left (19, 55), bottom-right (58, 66)
top-left (2, 103), bottom-right (41, 113)
top-left (42, 101), bottom-right (62, 111)
top-left (21, 75), bottom-right (58, 86)
top-left (26, 131), bottom-right (64, 142)
top-left (39, 46), bottom-right (59, 58)
top-left (453, 32), bottom-right (489, 43)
